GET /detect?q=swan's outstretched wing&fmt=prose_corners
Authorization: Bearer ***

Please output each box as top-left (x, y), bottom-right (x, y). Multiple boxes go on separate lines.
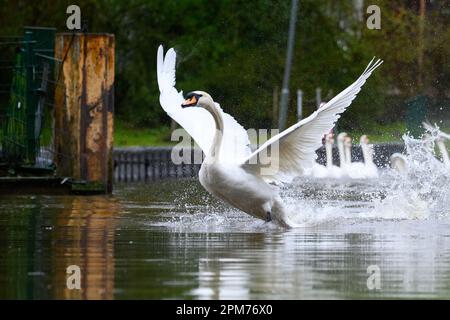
top-left (157, 46), bottom-right (214, 153)
top-left (157, 46), bottom-right (251, 162)
top-left (241, 58), bottom-right (383, 183)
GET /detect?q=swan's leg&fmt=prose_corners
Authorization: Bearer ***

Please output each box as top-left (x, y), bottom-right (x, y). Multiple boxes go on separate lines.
top-left (271, 197), bottom-right (296, 228)
top-left (262, 201), bottom-right (273, 222)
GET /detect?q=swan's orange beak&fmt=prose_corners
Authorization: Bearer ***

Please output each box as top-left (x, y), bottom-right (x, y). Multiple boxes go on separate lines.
top-left (181, 96), bottom-right (198, 108)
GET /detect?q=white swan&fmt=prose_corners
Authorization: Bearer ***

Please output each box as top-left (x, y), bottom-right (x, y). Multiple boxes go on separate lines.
top-left (359, 135), bottom-right (379, 178)
top-left (157, 46), bottom-right (382, 227)
top-left (307, 133), bottom-right (344, 178)
top-left (342, 135), bottom-right (378, 179)
top-left (390, 138), bottom-right (449, 175)
top-left (390, 153), bottom-right (408, 174)
top-left (343, 135), bottom-right (366, 179)
top-left (336, 132), bottom-right (348, 172)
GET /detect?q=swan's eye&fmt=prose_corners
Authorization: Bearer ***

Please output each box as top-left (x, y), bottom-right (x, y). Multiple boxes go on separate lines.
top-left (181, 95), bottom-right (198, 108)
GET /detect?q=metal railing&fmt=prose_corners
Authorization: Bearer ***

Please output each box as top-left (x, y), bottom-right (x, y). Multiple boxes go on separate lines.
top-left (113, 147), bottom-right (203, 182)
top-left (113, 143), bottom-right (405, 182)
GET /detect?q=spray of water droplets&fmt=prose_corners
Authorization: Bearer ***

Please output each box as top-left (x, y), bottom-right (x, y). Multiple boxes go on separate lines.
top-left (367, 127), bottom-right (450, 220)
top-left (153, 127), bottom-right (450, 230)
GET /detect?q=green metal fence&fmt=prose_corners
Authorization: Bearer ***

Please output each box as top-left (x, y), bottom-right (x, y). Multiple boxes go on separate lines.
top-left (0, 27), bottom-right (62, 173)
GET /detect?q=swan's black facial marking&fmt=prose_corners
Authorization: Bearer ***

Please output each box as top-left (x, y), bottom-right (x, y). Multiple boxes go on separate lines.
top-left (181, 92), bottom-right (203, 108)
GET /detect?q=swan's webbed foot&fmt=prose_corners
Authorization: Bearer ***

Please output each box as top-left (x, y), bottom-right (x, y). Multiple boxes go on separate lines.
top-left (266, 212), bottom-right (272, 222)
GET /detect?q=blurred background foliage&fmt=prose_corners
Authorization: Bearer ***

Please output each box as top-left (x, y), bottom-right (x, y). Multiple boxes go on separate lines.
top-left (0, 0), bottom-right (448, 143)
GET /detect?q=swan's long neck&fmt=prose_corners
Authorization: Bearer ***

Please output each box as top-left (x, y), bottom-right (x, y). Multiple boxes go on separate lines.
top-left (337, 140), bottom-right (346, 167)
top-left (361, 143), bottom-right (373, 166)
top-left (437, 140), bottom-right (450, 168)
top-left (344, 143), bottom-right (352, 165)
top-left (204, 101), bottom-right (224, 161)
top-left (325, 141), bottom-right (333, 168)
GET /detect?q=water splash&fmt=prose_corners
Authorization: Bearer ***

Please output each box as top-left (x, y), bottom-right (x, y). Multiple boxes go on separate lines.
top-left (381, 129), bottom-right (449, 217)
top-left (355, 129), bottom-right (449, 221)
top-left (279, 128), bottom-right (450, 226)
top-left (148, 128), bottom-right (450, 230)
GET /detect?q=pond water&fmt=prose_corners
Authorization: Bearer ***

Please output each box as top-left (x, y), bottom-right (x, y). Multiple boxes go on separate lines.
top-left (1, 168), bottom-right (450, 299)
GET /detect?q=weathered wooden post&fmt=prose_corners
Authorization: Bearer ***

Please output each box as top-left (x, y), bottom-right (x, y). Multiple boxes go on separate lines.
top-left (54, 33), bottom-right (114, 193)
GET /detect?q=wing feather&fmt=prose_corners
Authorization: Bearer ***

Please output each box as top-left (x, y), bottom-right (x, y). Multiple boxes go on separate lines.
top-left (242, 58), bottom-right (383, 183)
top-left (157, 46), bottom-right (251, 161)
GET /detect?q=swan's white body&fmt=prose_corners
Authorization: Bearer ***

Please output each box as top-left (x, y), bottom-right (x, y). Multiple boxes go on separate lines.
top-left (390, 153), bottom-right (408, 174)
top-left (338, 134), bottom-right (378, 179)
top-left (199, 162), bottom-right (290, 226)
top-left (306, 133), bottom-right (344, 179)
top-left (359, 135), bottom-right (379, 178)
top-left (157, 46), bottom-right (382, 227)
top-left (343, 136), bottom-right (366, 179)
top-left (390, 140), bottom-right (449, 175)
top-left (336, 132), bottom-right (349, 176)
top-left (390, 124), bottom-right (450, 175)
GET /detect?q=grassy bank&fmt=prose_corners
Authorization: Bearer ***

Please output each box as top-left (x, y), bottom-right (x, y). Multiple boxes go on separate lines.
top-left (114, 120), bottom-right (412, 147)
top-left (1, 119), bottom-right (446, 148)
top-left (114, 121), bottom-right (175, 147)
top-left (347, 122), bottom-right (407, 143)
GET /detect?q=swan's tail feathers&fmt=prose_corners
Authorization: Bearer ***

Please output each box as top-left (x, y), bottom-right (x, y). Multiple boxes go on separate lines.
top-left (157, 45), bottom-right (177, 93)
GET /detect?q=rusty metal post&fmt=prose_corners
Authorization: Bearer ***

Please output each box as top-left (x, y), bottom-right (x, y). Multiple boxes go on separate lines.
top-left (54, 33), bottom-right (114, 193)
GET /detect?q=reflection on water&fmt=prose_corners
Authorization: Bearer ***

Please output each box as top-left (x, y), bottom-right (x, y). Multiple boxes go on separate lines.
top-left (1, 177), bottom-right (450, 299)
top-left (0, 195), bottom-right (117, 299)
top-left (52, 197), bottom-right (116, 299)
